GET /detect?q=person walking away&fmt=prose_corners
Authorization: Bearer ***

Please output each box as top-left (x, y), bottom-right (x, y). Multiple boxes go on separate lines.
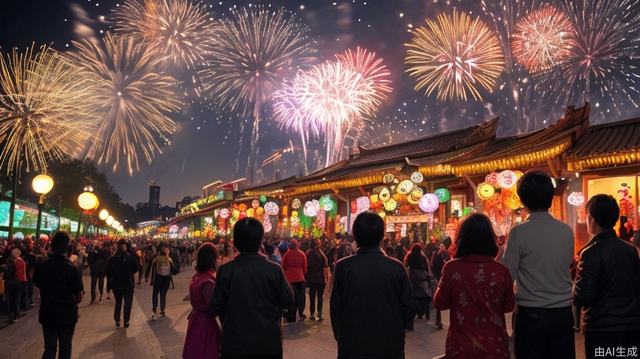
top-left (573, 195), bottom-right (640, 359)
top-left (87, 242), bottom-right (108, 303)
top-left (433, 214), bottom-right (515, 359)
top-left (183, 243), bottom-right (221, 359)
top-left (210, 218), bottom-right (294, 359)
top-left (150, 243), bottom-right (172, 320)
top-left (404, 243), bottom-right (433, 320)
top-left (502, 171), bottom-right (575, 359)
top-left (4, 248), bottom-right (26, 323)
top-left (330, 213), bottom-right (415, 359)
top-left (306, 239), bottom-right (330, 321)
top-left (106, 240), bottom-right (138, 329)
top-left (22, 244), bottom-right (37, 308)
top-left (282, 238), bottom-right (307, 322)
top-left (431, 237), bottom-right (452, 329)
top-left (33, 232), bottom-right (84, 359)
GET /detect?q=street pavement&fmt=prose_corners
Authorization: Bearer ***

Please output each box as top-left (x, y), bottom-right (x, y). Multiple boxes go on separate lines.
top-left (0, 267), bottom-right (585, 359)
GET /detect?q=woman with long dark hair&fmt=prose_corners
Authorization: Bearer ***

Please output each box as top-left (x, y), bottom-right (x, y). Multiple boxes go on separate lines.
top-left (433, 213), bottom-right (515, 358)
top-left (404, 242), bottom-right (433, 320)
top-left (183, 243), bottom-right (221, 359)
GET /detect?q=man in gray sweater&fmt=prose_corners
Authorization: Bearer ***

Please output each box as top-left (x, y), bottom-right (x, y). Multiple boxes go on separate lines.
top-left (503, 171), bottom-right (575, 359)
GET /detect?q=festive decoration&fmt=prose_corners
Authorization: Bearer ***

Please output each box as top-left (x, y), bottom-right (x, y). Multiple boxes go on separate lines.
top-left (264, 201), bottom-right (279, 216)
top-left (396, 180), bottom-right (415, 195)
top-left (256, 207), bottom-right (265, 216)
top-left (291, 198), bottom-right (301, 209)
top-left (383, 173), bottom-right (395, 184)
top-left (434, 188), bottom-right (451, 203)
top-left (618, 183), bottom-right (635, 218)
top-left (238, 203), bottom-right (248, 212)
top-left (384, 198), bottom-right (398, 212)
top-left (379, 187), bottom-right (391, 202)
top-left (259, 195), bottom-right (267, 204)
top-left (477, 182), bottom-right (496, 200)
top-left (497, 170), bottom-right (518, 189)
top-left (485, 172), bottom-right (499, 187)
top-left (78, 191), bottom-right (99, 211)
top-left (419, 193), bottom-right (439, 213)
top-left (319, 195), bottom-right (335, 212)
top-left (356, 196), bottom-right (371, 212)
top-left (303, 200), bottom-right (319, 217)
top-left (410, 171), bottom-right (424, 184)
top-left (567, 192), bottom-right (585, 207)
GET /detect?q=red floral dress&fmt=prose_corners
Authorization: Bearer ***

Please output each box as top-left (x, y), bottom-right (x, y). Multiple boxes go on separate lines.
top-left (433, 255), bottom-right (515, 359)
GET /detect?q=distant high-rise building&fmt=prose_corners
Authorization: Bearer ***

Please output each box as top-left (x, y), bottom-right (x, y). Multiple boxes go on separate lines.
top-left (149, 181), bottom-right (160, 209)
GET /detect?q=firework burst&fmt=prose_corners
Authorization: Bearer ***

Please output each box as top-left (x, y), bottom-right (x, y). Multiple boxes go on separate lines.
top-left (65, 33), bottom-right (182, 174)
top-left (198, 6), bottom-right (316, 181)
top-left (274, 48), bottom-right (391, 166)
top-left (0, 45), bottom-right (96, 174)
top-left (512, 5), bottom-right (575, 73)
top-left (112, 0), bottom-right (219, 69)
top-left (405, 9), bottom-right (505, 101)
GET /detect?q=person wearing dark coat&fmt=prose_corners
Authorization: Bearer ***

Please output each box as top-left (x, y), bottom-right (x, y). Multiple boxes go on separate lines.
top-left (87, 242), bottom-right (108, 303)
top-left (404, 243), bottom-right (433, 320)
top-left (106, 240), bottom-right (138, 329)
top-left (574, 195), bottom-right (640, 359)
top-left (331, 213), bottom-right (415, 359)
top-left (33, 232), bottom-right (84, 359)
top-left (210, 218), bottom-right (294, 359)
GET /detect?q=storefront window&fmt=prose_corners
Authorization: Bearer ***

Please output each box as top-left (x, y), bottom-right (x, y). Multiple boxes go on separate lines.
top-left (587, 176), bottom-right (639, 235)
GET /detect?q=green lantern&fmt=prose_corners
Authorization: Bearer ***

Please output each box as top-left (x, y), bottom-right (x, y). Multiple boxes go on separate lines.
top-left (434, 188), bottom-right (451, 203)
top-left (259, 195), bottom-right (267, 204)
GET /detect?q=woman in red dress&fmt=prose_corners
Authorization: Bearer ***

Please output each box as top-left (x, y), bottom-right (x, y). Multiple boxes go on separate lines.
top-left (183, 243), bottom-right (221, 359)
top-left (433, 213), bottom-right (515, 359)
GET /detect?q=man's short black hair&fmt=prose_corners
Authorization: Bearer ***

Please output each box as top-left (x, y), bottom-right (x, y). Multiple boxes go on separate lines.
top-left (353, 212), bottom-right (384, 247)
top-left (586, 194), bottom-right (619, 230)
top-left (51, 232), bottom-right (70, 254)
top-left (517, 171), bottom-right (554, 211)
top-left (233, 218), bottom-right (264, 253)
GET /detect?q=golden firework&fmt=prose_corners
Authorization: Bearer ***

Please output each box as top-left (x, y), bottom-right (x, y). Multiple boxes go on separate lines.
top-left (0, 45), bottom-right (96, 174)
top-left (112, 0), bottom-right (219, 68)
top-left (405, 9), bottom-right (505, 101)
top-left (65, 33), bottom-right (182, 174)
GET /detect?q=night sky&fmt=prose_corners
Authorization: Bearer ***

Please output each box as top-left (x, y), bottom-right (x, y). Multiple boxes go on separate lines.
top-left (2, 0), bottom-right (639, 207)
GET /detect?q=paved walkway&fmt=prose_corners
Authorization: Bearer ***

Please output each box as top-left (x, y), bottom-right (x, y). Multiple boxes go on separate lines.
top-left (0, 268), bottom-right (585, 359)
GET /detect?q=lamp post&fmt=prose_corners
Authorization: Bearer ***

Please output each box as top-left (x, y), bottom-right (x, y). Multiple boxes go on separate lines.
top-left (77, 187), bottom-right (99, 240)
top-left (32, 174), bottom-right (54, 241)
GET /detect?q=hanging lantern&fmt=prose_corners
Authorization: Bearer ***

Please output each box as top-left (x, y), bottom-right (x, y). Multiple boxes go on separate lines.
top-left (408, 187), bottom-right (424, 204)
top-left (477, 182), bottom-right (496, 200)
top-left (291, 198), bottom-right (301, 209)
top-left (370, 194), bottom-right (380, 204)
top-left (356, 196), bottom-right (371, 212)
top-left (383, 173), bottom-right (395, 184)
top-left (384, 198), bottom-right (398, 212)
top-left (506, 191), bottom-right (523, 210)
top-left (419, 193), bottom-right (439, 213)
top-left (396, 180), bottom-right (415, 195)
top-left (434, 188), bottom-right (451, 203)
top-left (291, 210), bottom-right (299, 218)
top-left (567, 192), bottom-right (585, 207)
top-left (485, 172), bottom-right (499, 187)
top-left (304, 201), bottom-right (319, 217)
top-left (259, 195), bottom-right (267, 204)
top-left (256, 207), bottom-right (265, 216)
top-left (497, 170), bottom-right (518, 189)
top-left (246, 208), bottom-right (255, 217)
top-left (238, 203), bottom-right (248, 212)
top-left (264, 201), bottom-right (279, 216)
top-left (251, 199), bottom-right (260, 209)
top-left (410, 171), bottom-right (424, 184)
top-left (379, 187), bottom-right (391, 202)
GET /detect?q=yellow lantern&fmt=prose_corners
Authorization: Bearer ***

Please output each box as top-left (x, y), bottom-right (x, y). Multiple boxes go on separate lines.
top-left (99, 209), bottom-right (109, 221)
top-left (78, 191), bottom-right (99, 211)
top-left (32, 174), bottom-right (54, 195)
top-left (477, 182), bottom-right (495, 200)
top-left (106, 216), bottom-right (115, 226)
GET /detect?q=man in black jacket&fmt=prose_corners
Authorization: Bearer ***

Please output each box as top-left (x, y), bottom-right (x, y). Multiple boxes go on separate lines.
top-left (330, 212), bottom-right (415, 359)
top-left (33, 232), bottom-right (84, 359)
top-left (106, 240), bottom-right (138, 329)
top-left (210, 218), bottom-right (294, 359)
top-left (574, 194), bottom-right (640, 359)
top-left (87, 241), bottom-right (107, 303)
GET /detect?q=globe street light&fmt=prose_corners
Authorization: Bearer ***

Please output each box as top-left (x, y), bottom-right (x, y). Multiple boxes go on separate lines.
top-left (32, 174), bottom-right (54, 241)
top-left (106, 216), bottom-right (115, 226)
top-left (77, 187), bottom-right (99, 239)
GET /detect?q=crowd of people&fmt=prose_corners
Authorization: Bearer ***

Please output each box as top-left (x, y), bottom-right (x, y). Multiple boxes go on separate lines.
top-left (1, 171), bottom-right (639, 359)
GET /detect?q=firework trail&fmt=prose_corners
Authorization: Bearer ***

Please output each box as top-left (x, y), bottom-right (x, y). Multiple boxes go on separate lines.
top-left (405, 9), bottom-right (505, 102)
top-left (65, 33), bottom-right (182, 175)
top-left (198, 6), bottom-right (316, 183)
top-left (112, 0), bottom-right (219, 69)
top-left (0, 45), bottom-right (96, 174)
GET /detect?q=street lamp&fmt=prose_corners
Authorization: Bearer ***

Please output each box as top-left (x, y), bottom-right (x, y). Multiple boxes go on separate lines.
top-left (98, 209), bottom-right (109, 221)
top-left (77, 187), bottom-right (99, 239)
top-left (32, 174), bottom-right (54, 240)
top-left (106, 215), bottom-right (115, 226)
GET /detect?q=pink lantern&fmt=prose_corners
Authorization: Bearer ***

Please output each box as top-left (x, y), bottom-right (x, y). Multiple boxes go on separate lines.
top-left (419, 193), bottom-right (439, 213)
top-left (567, 192), bottom-right (585, 207)
top-left (219, 208), bottom-right (230, 219)
top-left (485, 172), bottom-right (499, 187)
top-left (497, 170), bottom-right (518, 189)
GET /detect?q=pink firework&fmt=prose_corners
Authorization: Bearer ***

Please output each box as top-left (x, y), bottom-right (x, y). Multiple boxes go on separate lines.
top-left (512, 5), bottom-right (575, 73)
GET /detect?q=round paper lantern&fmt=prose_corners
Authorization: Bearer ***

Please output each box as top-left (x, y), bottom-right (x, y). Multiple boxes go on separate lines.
top-left (264, 201), bottom-right (279, 216)
top-left (477, 182), bottom-right (496, 200)
top-left (408, 187), bottom-right (424, 204)
top-left (383, 173), bottom-right (395, 184)
top-left (379, 187), bottom-right (391, 202)
top-left (485, 172), bottom-right (499, 187)
top-left (396, 180), bottom-right (415, 195)
top-left (411, 171), bottom-right (424, 184)
top-left (304, 201), bottom-right (319, 217)
top-left (256, 207), bottom-right (265, 216)
top-left (231, 209), bottom-right (239, 219)
top-left (291, 198), bottom-right (301, 209)
top-left (291, 210), bottom-right (299, 217)
top-left (384, 198), bottom-right (398, 212)
top-left (356, 196), bottom-right (371, 211)
top-left (370, 194), bottom-right (380, 204)
top-left (506, 191), bottom-right (523, 210)
top-left (434, 188), bottom-right (451, 203)
top-left (497, 170), bottom-right (518, 189)
top-left (259, 195), bottom-right (267, 204)
top-left (419, 193), bottom-right (439, 213)
top-left (246, 208), bottom-right (255, 217)
top-left (238, 203), bottom-right (248, 212)
top-left (567, 192), bottom-right (585, 207)
top-left (319, 195), bottom-right (334, 211)
top-left (251, 199), bottom-right (260, 209)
